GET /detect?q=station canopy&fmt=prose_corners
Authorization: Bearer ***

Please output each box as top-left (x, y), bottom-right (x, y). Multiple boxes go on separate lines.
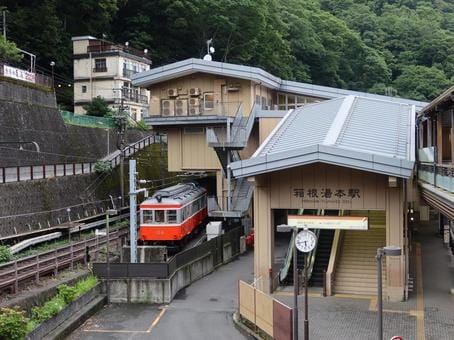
top-left (231, 95), bottom-right (415, 179)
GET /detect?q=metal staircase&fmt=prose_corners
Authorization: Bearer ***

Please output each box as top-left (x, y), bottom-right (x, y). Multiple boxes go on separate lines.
top-left (206, 104), bottom-right (257, 218)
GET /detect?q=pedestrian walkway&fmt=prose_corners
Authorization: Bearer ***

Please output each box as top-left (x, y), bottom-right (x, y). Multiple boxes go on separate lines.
top-left (273, 219), bottom-right (454, 339)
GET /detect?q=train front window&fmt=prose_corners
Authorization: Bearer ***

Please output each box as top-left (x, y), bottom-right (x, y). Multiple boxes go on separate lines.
top-left (154, 210), bottom-right (165, 223)
top-left (143, 210), bottom-right (153, 223)
top-left (167, 210), bottom-right (177, 223)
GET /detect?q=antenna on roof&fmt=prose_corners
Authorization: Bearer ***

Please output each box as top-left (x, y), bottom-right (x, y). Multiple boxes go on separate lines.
top-left (203, 38), bottom-right (215, 61)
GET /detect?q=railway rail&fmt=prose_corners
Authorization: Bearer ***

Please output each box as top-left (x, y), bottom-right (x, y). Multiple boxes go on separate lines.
top-left (0, 228), bottom-right (128, 294)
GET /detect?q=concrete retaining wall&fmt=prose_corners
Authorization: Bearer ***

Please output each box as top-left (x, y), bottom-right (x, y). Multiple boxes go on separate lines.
top-left (108, 242), bottom-right (239, 304)
top-left (26, 283), bottom-right (102, 340)
top-left (0, 79), bottom-right (149, 167)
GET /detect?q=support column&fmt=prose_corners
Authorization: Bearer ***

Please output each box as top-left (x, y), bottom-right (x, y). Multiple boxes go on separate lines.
top-left (386, 184), bottom-right (405, 302)
top-left (427, 118), bottom-right (432, 147)
top-left (450, 109), bottom-right (454, 162)
top-left (437, 112), bottom-right (443, 164)
top-left (252, 175), bottom-right (274, 293)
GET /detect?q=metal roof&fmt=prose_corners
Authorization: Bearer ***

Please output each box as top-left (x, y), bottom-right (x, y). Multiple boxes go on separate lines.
top-left (231, 96), bottom-right (416, 179)
top-left (131, 58), bottom-right (427, 109)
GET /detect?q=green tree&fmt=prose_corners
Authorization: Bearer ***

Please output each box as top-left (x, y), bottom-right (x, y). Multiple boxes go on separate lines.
top-left (393, 65), bottom-right (450, 101)
top-left (0, 39), bottom-right (22, 62)
top-left (83, 96), bottom-right (113, 117)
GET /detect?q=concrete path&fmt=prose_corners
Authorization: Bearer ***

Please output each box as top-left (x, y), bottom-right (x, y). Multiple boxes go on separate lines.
top-left (67, 252), bottom-right (254, 339)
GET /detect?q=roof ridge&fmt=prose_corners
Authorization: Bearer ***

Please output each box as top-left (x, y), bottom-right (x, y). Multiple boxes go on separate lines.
top-left (323, 96), bottom-right (356, 146)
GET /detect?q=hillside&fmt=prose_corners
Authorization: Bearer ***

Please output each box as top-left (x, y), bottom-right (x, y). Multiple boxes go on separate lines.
top-left (2, 0), bottom-right (453, 104)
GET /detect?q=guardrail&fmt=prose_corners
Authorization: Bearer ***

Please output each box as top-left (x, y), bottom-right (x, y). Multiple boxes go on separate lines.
top-left (0, 135), bottom-right (156, 184)
top-left (418, 162), bottom-right (454, 192)
top-left (0, 228), bottom-right (128, 293)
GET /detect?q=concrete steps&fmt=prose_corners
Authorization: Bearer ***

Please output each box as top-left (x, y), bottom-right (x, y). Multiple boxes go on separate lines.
top-left (334, 226), bottom-right (386, 296)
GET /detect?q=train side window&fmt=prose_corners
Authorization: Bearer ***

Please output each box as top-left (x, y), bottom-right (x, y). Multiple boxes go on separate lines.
top-left (167, 210), bottom-right (177, 223)
top-left (143, 210), bottom-right (153, 223)
top-left (155, 210), bottom-right (165, 223)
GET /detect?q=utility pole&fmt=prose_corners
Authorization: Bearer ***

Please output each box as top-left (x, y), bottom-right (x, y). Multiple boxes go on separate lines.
top-left (1, 8), bottom-right (6, 41)
top-left (114, 95), bottom-right (127, 207)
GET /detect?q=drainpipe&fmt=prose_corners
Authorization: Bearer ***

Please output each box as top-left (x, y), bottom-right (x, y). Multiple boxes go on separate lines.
top-left (226, 116), bottom-right (232, 211)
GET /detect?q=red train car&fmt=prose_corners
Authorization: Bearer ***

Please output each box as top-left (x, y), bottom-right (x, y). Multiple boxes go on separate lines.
top-left (139, 183), bottom-right (207, 242)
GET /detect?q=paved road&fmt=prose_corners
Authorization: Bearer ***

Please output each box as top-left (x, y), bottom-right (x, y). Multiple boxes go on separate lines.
top-left (67, 252), bottom-right (254, 340)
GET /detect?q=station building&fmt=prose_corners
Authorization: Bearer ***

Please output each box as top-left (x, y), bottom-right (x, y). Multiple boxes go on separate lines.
top-left (417, 86), bottom-right (454, 253)
top-left (131, 58), bottom-right (426, 302)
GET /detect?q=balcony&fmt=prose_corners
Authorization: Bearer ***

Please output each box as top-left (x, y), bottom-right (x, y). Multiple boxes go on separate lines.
top-left (87, 43), bottom-right (148, 59)
top-left (123, 68), bottom-right (138, 78)
top-left (121, 88), bottom-right (148, 105)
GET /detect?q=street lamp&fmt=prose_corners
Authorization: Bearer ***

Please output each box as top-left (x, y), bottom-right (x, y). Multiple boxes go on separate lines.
top-left (50, 61), bottom-right (55, 88)
top-left (106, 208), bottom-right (118, 304)
top-left (376, 246), bottom-right (401, 340)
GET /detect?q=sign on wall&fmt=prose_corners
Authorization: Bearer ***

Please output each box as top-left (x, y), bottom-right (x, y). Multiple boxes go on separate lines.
top-left (288, 215), bottom-right (369, 230)
top-left (3, 65), bottom-right (36, 83)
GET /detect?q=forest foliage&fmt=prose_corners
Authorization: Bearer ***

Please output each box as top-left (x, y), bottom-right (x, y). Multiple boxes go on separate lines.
top-left (2, 0), bottom-right (454, 104)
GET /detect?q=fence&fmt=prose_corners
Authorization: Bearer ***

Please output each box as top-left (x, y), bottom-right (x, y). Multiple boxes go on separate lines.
top-left (0, 62), bottom-right (52, 88)
top-left (60, 111), bottom-right (116, 128)
top-left (238, 280), bottom-right (293, 340)
top-left (0, 135), bottom-right (156, 184)
top-left (93, 226), bottom-right (243, 280)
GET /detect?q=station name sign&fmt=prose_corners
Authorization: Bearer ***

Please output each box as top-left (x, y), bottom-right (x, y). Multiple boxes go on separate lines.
top-left (287, 215), bottom-right (369, 230)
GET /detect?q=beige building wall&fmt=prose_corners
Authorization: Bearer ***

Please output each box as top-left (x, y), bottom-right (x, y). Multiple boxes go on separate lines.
top-left (252, 163), bottom-right (407, 300)
top-left (148, 73), bottom-right (268, 117)
top-left (259, 118), bottom-right (282, 144)
top-left (166, 128), bottom-right (220, 171)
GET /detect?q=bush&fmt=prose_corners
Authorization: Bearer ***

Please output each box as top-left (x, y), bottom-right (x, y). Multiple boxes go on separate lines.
top-left (31, 296), bottom-right (66, 324)
top-left (0, 308), bottom-right (29, 340)
top-left (94, 160), bottom-right (112, 173)
top-left (74, 276), bottom-right (98, 297)
top-left (57, 284), bottom-right (78, 304)
top-left (83, 96), bottom-right (113, 117)
top-left (134, 119), bottom-right (149, 131)
top-left (0, 245), bottom-right (11, 263)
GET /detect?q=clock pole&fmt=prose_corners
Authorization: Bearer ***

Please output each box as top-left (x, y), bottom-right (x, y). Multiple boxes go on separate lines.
top-left (304, 252), bottom-right (309, 340)
top-left (293, 227), bottom-right (298, 340)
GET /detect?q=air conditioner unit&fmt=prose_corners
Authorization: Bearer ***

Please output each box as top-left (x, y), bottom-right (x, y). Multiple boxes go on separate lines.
top-left (189, 87), bottom-right (201, 96)
top-left (162, 100), bottom-right (175, 116)
top-left (227, 84), bottom-right (241, 92)
top-left (167, 88), bottom-right (178, 97)
top-left (189, 98), bottom-right (200, 107)
top-left (189, 106), bottom-right (201, 115)
top-left (175, 99), bottom-right (188, 116)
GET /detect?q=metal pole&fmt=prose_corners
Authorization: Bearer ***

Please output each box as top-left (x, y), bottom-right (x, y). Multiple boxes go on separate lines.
top-left (2, 9), bottom-right (6, 40)
top-left (106, 213), bottom-right (110, 304)
top-left (227, 151), bottom-right (231, 211)
top-left (293, 227), bottom-right (298, 340)
top-left (304, 253), bottom-right (309, 340)
top-left (129, 159), bottom-right (137, 263)
top-left (376, 249), bottom-right (383, 340)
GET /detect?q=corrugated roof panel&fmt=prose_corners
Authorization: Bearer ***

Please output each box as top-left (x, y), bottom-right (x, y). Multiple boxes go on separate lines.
top-left (258, 98), bottom-right (345, 156)
top-left (335, 97), bottom-right (412, 159)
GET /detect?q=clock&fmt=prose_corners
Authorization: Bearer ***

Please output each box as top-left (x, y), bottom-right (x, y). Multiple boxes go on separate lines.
top-left (295, 230), bottom-right (317, 253)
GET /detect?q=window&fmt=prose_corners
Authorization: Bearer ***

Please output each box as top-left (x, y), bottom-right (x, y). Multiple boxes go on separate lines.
top-left (82, 85), bottom-right (87, 93)
top-left (167, 210), bottom-right (177, 223)
top-left (142, 210), bottom-right (153, 224)
top-left (203, 92), bottom-right (215, 110)
top-left (154, 210), bottom-right (165, 223)
top-left (94, 58), bottom-right (107, 72)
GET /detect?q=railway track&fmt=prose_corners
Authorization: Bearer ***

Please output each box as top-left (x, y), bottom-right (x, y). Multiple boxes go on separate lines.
top-left (0, 228), bottom-right (128, 294)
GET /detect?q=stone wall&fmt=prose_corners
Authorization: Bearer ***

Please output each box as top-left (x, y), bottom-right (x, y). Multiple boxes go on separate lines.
top-left (0, 173), bottom-right (121, 238)
top-left (0, 78), bottom-right (148, 167)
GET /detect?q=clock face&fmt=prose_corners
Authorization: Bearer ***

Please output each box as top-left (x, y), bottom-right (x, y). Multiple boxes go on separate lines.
top-left (295, 230), bottom-right (317, 253)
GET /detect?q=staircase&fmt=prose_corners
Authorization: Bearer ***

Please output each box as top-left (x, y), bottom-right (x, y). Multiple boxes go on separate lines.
top-left (309, 229), bottom-right (335, 287)
top-left (334, 212), bottom-right (386, 295)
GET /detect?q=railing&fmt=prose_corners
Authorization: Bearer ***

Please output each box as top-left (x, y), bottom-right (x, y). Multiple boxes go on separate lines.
top-left (93, 227), bottom-right (243, 279)
top-left (418, 162), bottom-right (454, 192)
top-left (0, 228), bottom-right (128, 293)
top-left (0, 62), bottom-right (53, 88)
top-left (60, 110), bottom-right (116, 128)
top-left (87, 43), bottom-right (148, 59)
top-left (121, 87), bottom-right (148, 104)
top-left (0, 135), bottom-right (156, 184)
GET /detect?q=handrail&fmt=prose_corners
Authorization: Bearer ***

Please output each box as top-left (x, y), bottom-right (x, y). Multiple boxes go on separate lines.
top-left (325, 230), bottom-right (343, 296)
top-left (279, 231), bottom-right (295, 283)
